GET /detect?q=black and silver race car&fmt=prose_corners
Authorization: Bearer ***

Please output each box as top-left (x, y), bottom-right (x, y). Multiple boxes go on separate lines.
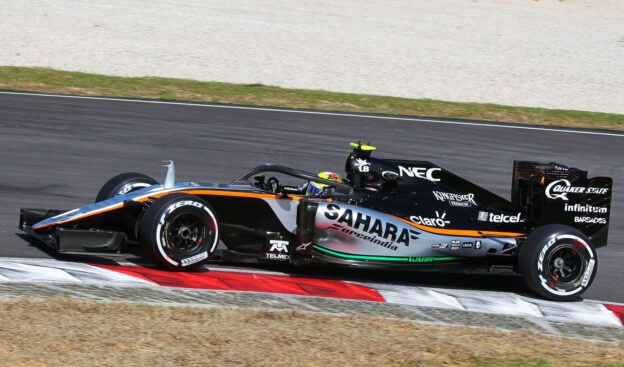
top-left (19, 143), bottom-right (613, 301)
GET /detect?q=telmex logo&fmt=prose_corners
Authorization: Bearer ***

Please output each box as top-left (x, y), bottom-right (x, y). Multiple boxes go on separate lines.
top-left (384, 166), bottom-right (441, 182)
top-left (267, 240), bottom-right (290, 260)
top-left (545, 179), bottom-right (609, 201)
top-left (269, 240), bottom-right (289, 253)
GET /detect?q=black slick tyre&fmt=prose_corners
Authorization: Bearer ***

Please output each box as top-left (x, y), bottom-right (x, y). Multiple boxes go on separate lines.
top-left (138, 194), bottom-right (219, 271)
top-left (96, 172), bottom-right (158, 202)
top-left (518, 224), bottom-right (597, 301)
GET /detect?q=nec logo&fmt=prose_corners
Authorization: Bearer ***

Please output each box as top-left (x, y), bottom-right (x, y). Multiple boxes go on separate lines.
top-left (396, 166), bottom-right (441, 182)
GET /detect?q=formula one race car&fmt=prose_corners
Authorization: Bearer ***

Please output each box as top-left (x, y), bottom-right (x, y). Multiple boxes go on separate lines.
top-left (19, 143), bottom-right (613, 301)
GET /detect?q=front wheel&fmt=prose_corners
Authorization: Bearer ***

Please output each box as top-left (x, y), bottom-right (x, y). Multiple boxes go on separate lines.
top-left (138, 194), bottom-right (219, 271)
top-left (518, 224), bottom-right (597, 301)
top-left (96, 172), bottom-right (159, 202)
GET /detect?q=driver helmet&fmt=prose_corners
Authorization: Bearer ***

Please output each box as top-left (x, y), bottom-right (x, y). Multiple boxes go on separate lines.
top-left (305, 171), bottom-right (343, 196)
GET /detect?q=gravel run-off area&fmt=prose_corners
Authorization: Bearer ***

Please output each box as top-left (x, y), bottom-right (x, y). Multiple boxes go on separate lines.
top-left (1, 0), bottom-right (623, 114)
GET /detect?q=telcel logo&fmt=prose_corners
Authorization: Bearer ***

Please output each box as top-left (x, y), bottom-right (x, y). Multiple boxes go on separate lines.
top-left (478, 211), bottom-right (522, 223)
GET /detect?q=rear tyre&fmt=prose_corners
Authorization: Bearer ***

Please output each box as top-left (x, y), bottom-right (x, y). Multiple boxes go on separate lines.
top-left (518, 224), bottom-right (597, 301)
top-left (96, 172), bottom-right (158, 202)
top-left (138, 194), bottom-right (219, 271)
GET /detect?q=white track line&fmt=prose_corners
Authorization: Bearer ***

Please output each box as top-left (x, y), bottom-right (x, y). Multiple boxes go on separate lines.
top-left (2, 90), bottom-right (623, 138)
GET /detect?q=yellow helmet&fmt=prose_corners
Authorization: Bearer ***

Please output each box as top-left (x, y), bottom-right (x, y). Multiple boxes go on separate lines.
top-left (305, 172), bottom-right (343, 196)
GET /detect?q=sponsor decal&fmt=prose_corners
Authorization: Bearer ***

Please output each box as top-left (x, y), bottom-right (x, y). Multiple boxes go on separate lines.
top-left (266, 240), bottom-right (290, 260)
top-left (574, 216), bottom-right (607, 225)
top-left (477, 211), bottom-right (488, 222)
top-left (432, 191), bottom-right (476, 207)
top-left (329, 223), bottom-right (398, 251)
top-left (451, 240), bottom-right (461, 250)
top-left (180, 252), bottom-right (208, 266)
top-left (545, 179), bottom-right (609, 201)
top-left (408, 257), bottom-right (440, 263)
top-left (477, 211), bottom-right (523, 223)
top-left (395, 166), bottom-right (442, 182)
top-left (354, 158), bottom-right (371, 173)
top-left (296, 242), bottom-right (312, 252)
top-left (475, 240), bottom-right (482, 249)
top-left (564, 203), bottom-right (608, 214)
top-left (462, 242), bottom-right (473, 248)
top-left (118, 182), bottom-right (152, 195)
top-left (381, 171), bottom-right (399, 180)
top-left (410, 211), bottom-right (450, 227)
top-left (324, 204), bottom-right (419, 248)
top-left (431, 243), bottom-right (449, 249)
top-left (269, 240), bottom-right (289, 253)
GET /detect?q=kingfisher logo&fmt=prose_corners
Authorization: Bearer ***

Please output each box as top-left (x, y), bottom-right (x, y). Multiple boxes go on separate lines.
top-left (432, 191), bottom-right (476, 207)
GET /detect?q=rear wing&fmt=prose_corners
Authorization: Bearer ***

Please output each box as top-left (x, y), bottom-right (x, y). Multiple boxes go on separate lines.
top-left (512, 161), bottom-right (612, 247)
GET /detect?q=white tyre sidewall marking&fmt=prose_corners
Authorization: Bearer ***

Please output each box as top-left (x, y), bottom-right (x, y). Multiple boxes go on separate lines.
top-left (117, 182), bottom-right (152, 196)
top-left (155, 200), bottom-right (219, 267)
top-left (537, 234), bottom-right (595, 296)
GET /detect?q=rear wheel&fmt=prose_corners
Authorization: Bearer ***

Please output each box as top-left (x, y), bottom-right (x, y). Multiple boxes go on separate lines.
top-left (96, 172), bottom-right (158, 202)
top-left (518, 224), bottom-right (597, 301)
top-left (138, 194), bottom-right (219, 271)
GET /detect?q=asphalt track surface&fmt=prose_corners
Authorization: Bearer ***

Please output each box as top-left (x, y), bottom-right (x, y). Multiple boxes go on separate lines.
top-left (1, 91), bottom-right (623, 303)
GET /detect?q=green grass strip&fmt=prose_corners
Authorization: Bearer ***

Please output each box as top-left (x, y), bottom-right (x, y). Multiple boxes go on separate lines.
top-left (1, 66), bottom-right (623, 132)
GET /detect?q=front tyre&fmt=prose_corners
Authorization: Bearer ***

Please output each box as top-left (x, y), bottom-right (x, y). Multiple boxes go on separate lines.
top-left (139, 194), bottom-right (219, 271)
top-left (518, 224), bottom-right (597, 301)
top-left (96, 172), bottom-right (159, 202)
